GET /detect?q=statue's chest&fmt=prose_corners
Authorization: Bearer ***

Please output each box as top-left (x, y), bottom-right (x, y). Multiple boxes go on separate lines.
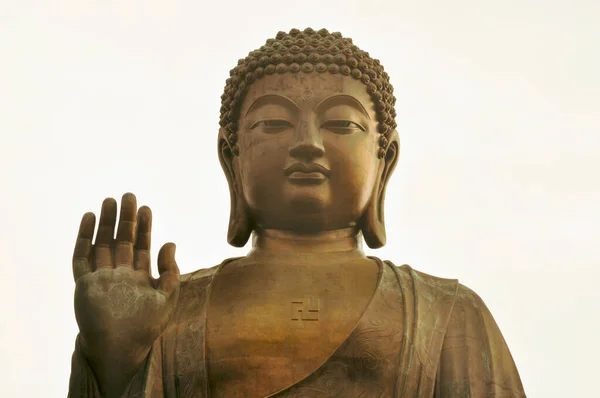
top-left (204, 260), bottom-right (378, 397)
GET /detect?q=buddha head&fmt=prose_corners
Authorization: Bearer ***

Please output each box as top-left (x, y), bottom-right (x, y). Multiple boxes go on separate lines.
top-left (218, 28), bottom-right (400, 249)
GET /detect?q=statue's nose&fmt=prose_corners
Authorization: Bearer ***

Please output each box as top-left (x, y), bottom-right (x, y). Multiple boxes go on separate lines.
top-left (288, 120), bottom-right (325, 160)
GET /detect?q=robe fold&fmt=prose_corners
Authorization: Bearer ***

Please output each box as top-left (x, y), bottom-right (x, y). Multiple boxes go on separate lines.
top-left (68, 258), bottom-right (525, 397)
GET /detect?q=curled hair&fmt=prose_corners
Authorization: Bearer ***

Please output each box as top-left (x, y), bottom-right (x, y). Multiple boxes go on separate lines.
top-left (219, 28), bottom-right (397, 158)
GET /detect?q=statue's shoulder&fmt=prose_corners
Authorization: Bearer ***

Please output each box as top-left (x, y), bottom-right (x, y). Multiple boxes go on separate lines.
top-left (452, 281), bottom-right (494, 318)
top-left (179, 266), bottom-right (218, 283)
top-left (383, 260), bottom-right (492, 317)
top-left (180, 256), bottom-right (244, 283)
top-left (381, 259), bottom-right (460, 299)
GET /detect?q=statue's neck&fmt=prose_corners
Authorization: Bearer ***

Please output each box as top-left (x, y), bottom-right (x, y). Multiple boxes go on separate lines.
top-left (247, 227), bottom-right (365, 258)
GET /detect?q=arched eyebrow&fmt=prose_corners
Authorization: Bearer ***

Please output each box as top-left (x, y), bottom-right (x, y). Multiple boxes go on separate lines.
top-left (245, 94), bottom-right (300, 116)
top-left (314, 94), bottom-right (372, 119)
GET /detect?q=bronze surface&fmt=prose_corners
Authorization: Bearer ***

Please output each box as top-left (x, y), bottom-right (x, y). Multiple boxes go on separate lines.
top-left (68, 28), bottom-right (526, 397)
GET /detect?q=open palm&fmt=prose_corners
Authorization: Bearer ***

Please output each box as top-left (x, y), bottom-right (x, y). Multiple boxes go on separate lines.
top-left (72, 193), bottom-right (180, 370)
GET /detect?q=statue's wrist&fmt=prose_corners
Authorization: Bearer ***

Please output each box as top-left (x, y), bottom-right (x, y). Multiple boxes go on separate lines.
top-left (78, 334), bottom-right (151, 397)
top-left (79, 333), bottom-right (150, 372)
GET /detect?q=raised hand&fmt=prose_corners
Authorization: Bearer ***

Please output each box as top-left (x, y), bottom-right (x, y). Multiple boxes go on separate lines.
top-left (72, 193), bottom-right (180, 395)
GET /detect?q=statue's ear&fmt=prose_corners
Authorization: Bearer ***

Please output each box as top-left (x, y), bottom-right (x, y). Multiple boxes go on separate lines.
top-left (218, 129), bottom-right (253, 247)
top-left (361, 130), bottom-right (400, 249)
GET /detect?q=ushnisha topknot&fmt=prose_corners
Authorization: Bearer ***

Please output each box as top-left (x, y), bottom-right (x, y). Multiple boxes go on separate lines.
top-left (219, 27), bottom-right (397, 159)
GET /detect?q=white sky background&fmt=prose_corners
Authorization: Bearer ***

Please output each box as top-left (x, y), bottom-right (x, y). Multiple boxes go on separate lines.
top-left (1, 0), bottom-right (599, 396)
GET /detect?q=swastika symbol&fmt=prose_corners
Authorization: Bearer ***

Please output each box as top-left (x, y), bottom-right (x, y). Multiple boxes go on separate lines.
top-left (291, 297), bottom-right (320, 321)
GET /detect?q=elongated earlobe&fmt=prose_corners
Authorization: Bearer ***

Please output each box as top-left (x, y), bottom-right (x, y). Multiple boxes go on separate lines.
top-left (218, 131), bottom-right (253, 247)
top-left (361, 131), bottom-right (400, 249)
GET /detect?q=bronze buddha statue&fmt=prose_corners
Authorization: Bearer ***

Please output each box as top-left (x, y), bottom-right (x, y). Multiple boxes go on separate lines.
top-left (69, 28), bottom-right (526, 397)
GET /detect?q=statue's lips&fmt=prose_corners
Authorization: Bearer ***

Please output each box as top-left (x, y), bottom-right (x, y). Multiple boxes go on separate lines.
top-left (288, 171), bottom-right (327, 181)
top-left (284, 163), bottom-right (330, 184)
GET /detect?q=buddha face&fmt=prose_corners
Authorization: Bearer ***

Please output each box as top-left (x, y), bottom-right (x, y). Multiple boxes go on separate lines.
top-left (231, 72), bottom-right (384, 233)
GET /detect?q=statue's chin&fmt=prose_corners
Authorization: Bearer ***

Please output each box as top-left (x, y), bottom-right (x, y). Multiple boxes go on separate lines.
top-left (289, 195), bottom-right (326, 213)
top-left (254, 198), bottom-right (329, 234)
top-left (284, 183), bottom-right (330, 212)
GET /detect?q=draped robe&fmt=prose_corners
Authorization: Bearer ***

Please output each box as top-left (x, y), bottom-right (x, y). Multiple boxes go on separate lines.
top-left (69, 258), bottom-right (526, 397)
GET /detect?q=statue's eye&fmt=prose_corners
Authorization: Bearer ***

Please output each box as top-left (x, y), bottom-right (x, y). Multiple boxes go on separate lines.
top-left (322, 120), bottom-right (365, 133)
top-left (251, 119), bottom-right (293, 132)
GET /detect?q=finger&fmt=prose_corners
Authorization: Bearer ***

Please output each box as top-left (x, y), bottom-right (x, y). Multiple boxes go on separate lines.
top-left (73, 212), bottom-right (95, 281)
top-left (157, 243), bottom-right (178, 275)
top-left (94, 198), bottom-right (117, 269)
top-left (116, 193), bottom-right (137, 243)
top-left (114, 193), bottom-right (137, 268)
top-left (134, 206), bottom-right (152, 273)
top-left (157, 243), bottom-right (180, 294)
top-left (95, 198), bottom-right (117, 245)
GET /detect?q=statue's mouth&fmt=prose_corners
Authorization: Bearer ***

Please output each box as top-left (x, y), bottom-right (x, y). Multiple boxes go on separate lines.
top-left (283, 163), bottom-right (330, 184)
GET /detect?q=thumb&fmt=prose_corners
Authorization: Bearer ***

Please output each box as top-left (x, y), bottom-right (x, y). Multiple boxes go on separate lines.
top-left (157, 242), bottom-right (180, 293)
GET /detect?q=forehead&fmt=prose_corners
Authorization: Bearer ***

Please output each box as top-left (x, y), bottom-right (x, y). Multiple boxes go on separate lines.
top-left (240, 73), bottom-right (375, 115)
